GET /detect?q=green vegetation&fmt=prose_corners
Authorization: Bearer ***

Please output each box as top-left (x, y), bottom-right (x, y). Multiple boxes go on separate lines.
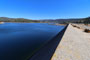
top-left (0, 17), bottom-right (90, 24)
top-left (83, 17), bottom-right (90, 25)
top-left (41, 17), bottom-right (90, 24)
top-left (0, 17), bottom-right (40, 23)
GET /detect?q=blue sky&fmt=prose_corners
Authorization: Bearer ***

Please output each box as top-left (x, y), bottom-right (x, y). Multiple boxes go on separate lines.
top-left (0, 0), bottom-right (90, 19)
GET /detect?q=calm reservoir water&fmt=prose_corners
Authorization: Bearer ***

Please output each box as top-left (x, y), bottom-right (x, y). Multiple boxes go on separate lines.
top-left (0, 23), bottom-right (64, 60)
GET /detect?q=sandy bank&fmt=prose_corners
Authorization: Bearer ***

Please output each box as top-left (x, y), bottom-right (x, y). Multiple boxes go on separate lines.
top-left (0, 22), bottom-right (4, 24)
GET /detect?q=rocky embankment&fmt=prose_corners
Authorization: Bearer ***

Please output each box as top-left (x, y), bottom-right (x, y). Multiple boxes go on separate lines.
top-left (71, 24), bottom-right (90, 33)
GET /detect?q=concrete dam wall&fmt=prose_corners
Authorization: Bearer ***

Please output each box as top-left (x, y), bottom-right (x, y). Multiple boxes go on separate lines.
top-left (29, 24), bottom-right (90, 60)
top-left (51, 24), bottom-right (90, 60)
top-left (29, 25), bottom-right (68, 60)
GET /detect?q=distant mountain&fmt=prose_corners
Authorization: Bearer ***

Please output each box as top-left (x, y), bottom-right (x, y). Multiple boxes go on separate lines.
top-left (0, 17), bottom-right (40, 22)
top-left (40, 17), bottom-right (90, 24)
top-left (0, 17), bottom-right (90, 24)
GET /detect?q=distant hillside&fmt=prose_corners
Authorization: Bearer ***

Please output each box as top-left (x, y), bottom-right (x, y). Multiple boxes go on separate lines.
top-left (40, 17), bottom-right (90, 24)
top-left (40, 18), bottom-right (84, 23)
top-left (0, 17), bottom-right (40, 23)
top-left (0, 17), bottom-right (90, 24)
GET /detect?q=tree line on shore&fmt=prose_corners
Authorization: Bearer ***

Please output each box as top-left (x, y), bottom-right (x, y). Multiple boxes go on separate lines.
top-left (0, 17), bottom-right (40, 23)
top-left (0, 17), bottom-right (90, 24)
top-left (41, 17), bottom-right (90, 24)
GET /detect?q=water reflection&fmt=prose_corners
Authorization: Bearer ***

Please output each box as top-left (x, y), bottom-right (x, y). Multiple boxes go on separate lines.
top-left (0, 23), bottom-right (64, 60)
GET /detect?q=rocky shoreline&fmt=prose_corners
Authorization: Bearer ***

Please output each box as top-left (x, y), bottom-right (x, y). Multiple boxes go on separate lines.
top-left (0, 22), bottom-right (4, 24)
